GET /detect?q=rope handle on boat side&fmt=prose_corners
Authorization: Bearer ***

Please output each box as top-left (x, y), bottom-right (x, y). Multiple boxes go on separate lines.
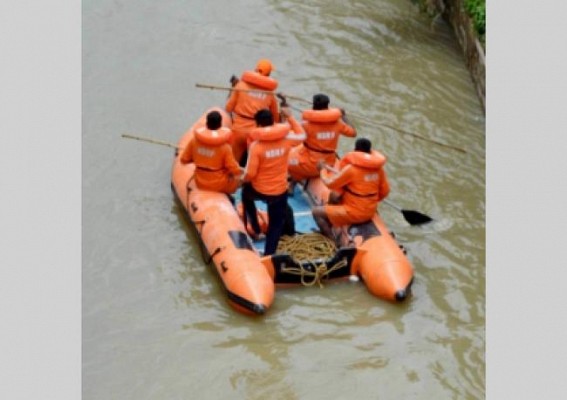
top-left (185, 175), bottom-right (196, 214)
top-left (204, 246), bottom-right (225, 265)
top-left (193, 214), bottom-right (227, 266)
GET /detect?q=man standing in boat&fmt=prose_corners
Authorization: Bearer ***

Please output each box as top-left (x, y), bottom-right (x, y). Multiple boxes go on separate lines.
top-left (312, 138), bottom-right (390, 240)
top-left (241, 107), bottom-right (305, 255)
top-left (287, 93), bottom-right (357, 193)
top-left (179, 109), bottom-right (243, 194)
top-left (226, 59), bottom-right (280, 166)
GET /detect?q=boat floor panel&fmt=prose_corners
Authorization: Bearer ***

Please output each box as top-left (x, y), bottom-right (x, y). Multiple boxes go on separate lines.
top-left (235, 184), bottom-right (318, 253)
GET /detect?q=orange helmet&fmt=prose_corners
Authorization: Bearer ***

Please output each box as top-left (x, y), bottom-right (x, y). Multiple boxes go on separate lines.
top-left (255, 59), bottom-right (274, 76)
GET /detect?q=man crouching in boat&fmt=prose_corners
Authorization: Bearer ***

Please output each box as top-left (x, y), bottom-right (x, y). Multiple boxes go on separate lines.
top-left (241, 107), bottom-right (306, 255)
top-left (287, 93), bottom-right (357, 192)
top-left (312, 138), bottom-right (390, 242)
top-left (179, 110), bottom-right (243, 194)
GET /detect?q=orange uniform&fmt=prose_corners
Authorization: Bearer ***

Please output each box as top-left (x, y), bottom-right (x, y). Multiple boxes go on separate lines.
top-left (322, 150), bottom-right (390, 226)
top-left (288, 108), bottom-right (356, 181)
top-left (225, 71), bottom-right (280, 163)
top-left (244, 116), bottom-right (305, 195)
top-left (242, 115), bottom-right (305, 255)
top-left (180, 125), bottom-right (242, 194)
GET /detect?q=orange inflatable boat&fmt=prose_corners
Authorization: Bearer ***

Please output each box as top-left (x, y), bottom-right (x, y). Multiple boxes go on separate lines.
top-left (171, 107), bottom-right (414, 315)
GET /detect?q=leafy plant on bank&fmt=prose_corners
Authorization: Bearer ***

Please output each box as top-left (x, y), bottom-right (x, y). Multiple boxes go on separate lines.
top-left (411, 0), bottom-right (485, 44)
top-left (464, 0), bottom-right (485, 42)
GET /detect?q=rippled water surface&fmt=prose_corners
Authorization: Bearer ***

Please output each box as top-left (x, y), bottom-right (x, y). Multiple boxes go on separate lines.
top-left (83, 1), bottom-right (485, 398)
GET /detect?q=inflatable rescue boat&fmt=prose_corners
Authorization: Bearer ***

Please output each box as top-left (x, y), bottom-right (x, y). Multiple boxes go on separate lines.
top-left (171, 108), bottom-right (414, 316)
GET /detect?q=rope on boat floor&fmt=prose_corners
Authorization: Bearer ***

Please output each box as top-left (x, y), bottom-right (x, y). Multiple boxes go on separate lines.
top-left (276, 232), bottom-right (348, 288)
top-left (277, 232), bottom-right (337, 259)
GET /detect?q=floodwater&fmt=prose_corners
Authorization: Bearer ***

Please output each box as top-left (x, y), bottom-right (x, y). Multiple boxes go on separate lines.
top-left (83, 0), bottom-right (485, 399)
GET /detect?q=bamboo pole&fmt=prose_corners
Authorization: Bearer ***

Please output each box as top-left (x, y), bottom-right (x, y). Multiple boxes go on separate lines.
top-left (121, 134), bottom-right (179, 149)
top-left (195, 83), bottom-right (466, 153)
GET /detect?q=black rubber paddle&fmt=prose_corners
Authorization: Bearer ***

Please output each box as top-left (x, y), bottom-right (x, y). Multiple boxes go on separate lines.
top-left (382, 199), bottom-right (433, 226)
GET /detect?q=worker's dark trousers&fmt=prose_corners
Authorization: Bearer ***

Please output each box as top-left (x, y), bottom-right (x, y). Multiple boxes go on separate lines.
top-left (241, 183), bottom-right (294, 255)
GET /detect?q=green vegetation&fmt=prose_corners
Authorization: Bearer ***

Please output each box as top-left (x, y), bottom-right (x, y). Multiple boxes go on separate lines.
top-left (411, 0), bottom-right (485, 44)
top-left (464, 0), bottom-right (485, 42)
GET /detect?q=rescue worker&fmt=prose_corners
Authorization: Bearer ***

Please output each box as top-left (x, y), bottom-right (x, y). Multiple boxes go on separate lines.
top-left (288, 93), bottom-right (356, 191)
top-left (180, 109), bottom-right (243, 194)
top-left (312, 138), bottom-right (390, 239)
top-left (241, 107), bottom-right (306, 255)
top-left (226, 59), bottom-right (281, 166)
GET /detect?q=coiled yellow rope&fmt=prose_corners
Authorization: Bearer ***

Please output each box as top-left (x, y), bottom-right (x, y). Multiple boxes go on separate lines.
top-left (276, 233), bottom-right (349, 288)
top-left (276, 232), bottom-right (337, 260)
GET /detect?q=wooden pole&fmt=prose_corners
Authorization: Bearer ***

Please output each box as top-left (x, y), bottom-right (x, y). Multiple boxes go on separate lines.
top-left (121, 134), bottom-right (179, 149)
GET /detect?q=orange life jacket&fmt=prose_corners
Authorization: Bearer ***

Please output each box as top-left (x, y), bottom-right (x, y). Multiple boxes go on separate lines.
top-left (180, 126), bottom-right (241, 192)
top-left (248, 122), bottom-right (289, 143)
top-left (340, 150), bottom-right (386, 171)
top-left (302, 108), bottom-right (342, 123)
top-left (241, 71), bottom-right (278, 91)
top-left (194, 125), bottom-right (232, 146)
top-left (188, 106), bottom-right (232, 132)
top-left (326, 150), bottom-right (390, 215)
top-left (301, 108), bottom-right (356, 154)
top-left (225, 71), bottom-right (280, 129)
top-left (244, 122), bottom-right (303, 195)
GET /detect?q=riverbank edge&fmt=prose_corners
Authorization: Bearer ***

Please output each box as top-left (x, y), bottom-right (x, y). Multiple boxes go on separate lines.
top-left (442, 0), bottom-right (486, 113)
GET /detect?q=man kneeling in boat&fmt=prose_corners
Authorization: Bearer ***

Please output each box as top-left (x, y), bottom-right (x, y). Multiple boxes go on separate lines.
top-left (312, 138), bottom-right (390, 241)
top-left (287, 93), bottom-right (357, 193)
top-left (241, 107), bottom-right (305, 255)
top-left (179, 110), bottom-right (243, 194)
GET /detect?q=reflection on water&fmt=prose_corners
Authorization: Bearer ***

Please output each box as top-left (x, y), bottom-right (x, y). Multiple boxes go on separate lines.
top-left (83, 0), bottom-right (485, 399)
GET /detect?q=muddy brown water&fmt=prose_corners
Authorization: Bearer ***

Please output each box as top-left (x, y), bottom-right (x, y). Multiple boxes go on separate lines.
top-left (83, 0), bottom-right (485, 398)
